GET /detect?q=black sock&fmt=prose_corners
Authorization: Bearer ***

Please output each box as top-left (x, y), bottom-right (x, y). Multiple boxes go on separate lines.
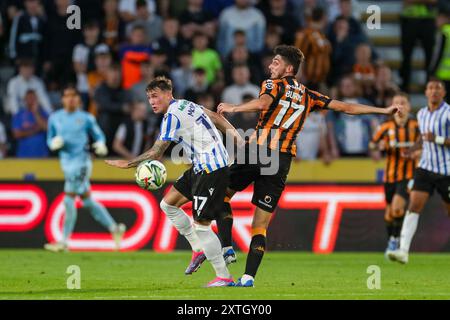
top-left (386, 220), bottom-right (394, 238)
top-left (217, 202), bottom-right (233, 248)
top-left (244, 234), bottom-right (266, 278)
top-left (392, 217), bottom-right (404, 238)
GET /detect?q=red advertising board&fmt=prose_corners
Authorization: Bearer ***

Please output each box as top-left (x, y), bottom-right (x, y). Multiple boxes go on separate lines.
top-left (0, 183), bottom-right (448, 252)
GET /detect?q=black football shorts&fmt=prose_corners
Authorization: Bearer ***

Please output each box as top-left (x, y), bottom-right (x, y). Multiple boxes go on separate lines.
top-left (174, 166), bottom-right (230, 221)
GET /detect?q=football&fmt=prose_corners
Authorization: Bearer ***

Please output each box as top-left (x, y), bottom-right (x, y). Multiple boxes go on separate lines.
top-left (135, 160), bottom-right (167, 190)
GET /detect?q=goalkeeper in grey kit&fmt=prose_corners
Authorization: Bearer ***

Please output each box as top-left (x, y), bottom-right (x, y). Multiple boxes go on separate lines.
top-left (44, 85), bottom-right (126, 252)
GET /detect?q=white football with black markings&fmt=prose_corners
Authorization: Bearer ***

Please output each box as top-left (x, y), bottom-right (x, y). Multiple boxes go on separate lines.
top-left (135, 160), bottom-right (167, 190)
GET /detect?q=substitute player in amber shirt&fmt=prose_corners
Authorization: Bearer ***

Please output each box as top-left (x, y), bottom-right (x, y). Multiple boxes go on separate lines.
top-left (217, 45), bottom-right (404, 287)
top-left (370, 92), bottom-right (420, 258)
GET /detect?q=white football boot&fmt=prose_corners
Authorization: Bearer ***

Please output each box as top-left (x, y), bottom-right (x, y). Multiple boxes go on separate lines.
top-left (44, 242), bottom-right (68, 253)
top-left (388, 249), bottom-right (409, 264)
top-left (112, 223), bottom-right (126, 251)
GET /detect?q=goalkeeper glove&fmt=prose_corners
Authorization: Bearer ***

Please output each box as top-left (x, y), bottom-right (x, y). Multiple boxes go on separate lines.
top-left (49, 136), bottom-right (64, 151)
top-left (92, 141), bottom-right (108, 156)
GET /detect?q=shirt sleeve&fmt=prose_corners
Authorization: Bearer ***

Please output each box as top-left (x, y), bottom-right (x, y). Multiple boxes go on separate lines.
top-left (371, 123), bottom-right (388, 143)
top-left (259, 79), bottom-right (280, 100)
top-left (36, 80), bottom-right (53, 113)
top-left (46, 115), bottom-right (57, 148)
top-left (413, 121), bottom-right (421, 141)
top-left (114, 123), bottom-right (127, 141)
top-left (307, 89), bottom-right (332, 112)
top-left (11, 113), bottom-right (21, 130)
top-left (40, 108), bottom-right (49, 120)
top-left (158, 113), bottom-right (181, 142)
top-left (118, 0), bottom-right (132, 13)
top-left (87, 114), bottom-right (106, 143)
top-left (7, 78), bottom-right (19, 115)
top-left (72, 44), bottom-right (87, 64)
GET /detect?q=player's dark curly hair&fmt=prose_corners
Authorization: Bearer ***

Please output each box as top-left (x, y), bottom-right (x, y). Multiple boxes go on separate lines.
top-left (62, 84), bottom-right (80, 96)
top-left (146, 76), bottom-right (173, 93)
top-left (274, 45), bottom-right (305, 75)
top-left (427, 78), bottom-right (446, 89)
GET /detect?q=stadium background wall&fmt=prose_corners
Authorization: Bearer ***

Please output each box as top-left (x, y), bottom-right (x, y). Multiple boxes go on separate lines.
top-left (0, 159), bottom-right (449, 253)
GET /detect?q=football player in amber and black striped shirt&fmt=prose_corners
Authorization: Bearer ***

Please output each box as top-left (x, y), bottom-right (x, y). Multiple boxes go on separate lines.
top-left (217, 45), bottom-right (404, 287)
top-left (369, 92), bottom-right (420, 258)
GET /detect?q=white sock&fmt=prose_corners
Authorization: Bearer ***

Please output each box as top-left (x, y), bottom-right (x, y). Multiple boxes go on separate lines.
top-left (399, 211), bottom-right (419, 252)
top-left (160, 200), bottom-right (203, 252)
top-left (194, 223), bottom-right (231, 279)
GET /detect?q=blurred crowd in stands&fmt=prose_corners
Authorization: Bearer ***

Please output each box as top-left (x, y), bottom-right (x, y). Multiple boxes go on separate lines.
top-left (0, 0), bottom-right (449, 163)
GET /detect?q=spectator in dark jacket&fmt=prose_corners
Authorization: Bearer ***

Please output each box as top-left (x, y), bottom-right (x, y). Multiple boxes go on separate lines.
top-left (330, 0), bottom-right (367, 45)
top-left (223, 45), bottom-right (263, 85)
top-left (328, 16), bottom-right (356, 86)
top-left (72, 21), bottom-right (106, 108)
top-left (44, 0), bottom-right (81, 88)
top-left (112, 102), bottom-right (151, 159)
top-left (179, 0), bottom-right (216, 40)
top-left (94, 64), bottom-right (132, 150)
top-left (75, 0), bottom-right (103, 23)
top-left (152, 17), bottom-right (190, 68)
top-left (9, 0), bottom-right (46, 69)
top-left (101, 0), bottom-right (126, 53)
top-left (259, 0), bottom-right (300, 45)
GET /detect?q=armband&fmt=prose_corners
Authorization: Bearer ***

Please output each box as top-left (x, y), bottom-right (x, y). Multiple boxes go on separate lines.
top-left (435, 136), bottom-right (445, 145)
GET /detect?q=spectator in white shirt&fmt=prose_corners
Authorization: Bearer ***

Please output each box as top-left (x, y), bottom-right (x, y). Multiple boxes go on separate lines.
top-left (6, 58), bottom-right (52, 115)
top-left (221, 64), bottom-right (260, 105)
top-left (217, 0), bottom-right (266, 57)
top-left (295, 111), bottom-right (331, 163)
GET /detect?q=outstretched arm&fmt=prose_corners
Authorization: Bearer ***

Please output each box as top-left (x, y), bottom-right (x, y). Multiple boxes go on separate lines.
top-left (203, 107), bottom-right (245, 148)
top-left (328, 100), bottom-right (402, 116)
top-left (217, 94), bottom-right (273, 115)
top-left (105, 140), bottom-right (171, 169)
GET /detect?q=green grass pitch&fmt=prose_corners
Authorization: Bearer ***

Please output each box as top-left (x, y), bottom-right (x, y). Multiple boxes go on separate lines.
top-left (0, 250), bottom-right (449, 300)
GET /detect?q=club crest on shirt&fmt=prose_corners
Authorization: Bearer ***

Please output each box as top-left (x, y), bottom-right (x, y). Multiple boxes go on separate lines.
top-left (265, 80), bottom-right (274, 90)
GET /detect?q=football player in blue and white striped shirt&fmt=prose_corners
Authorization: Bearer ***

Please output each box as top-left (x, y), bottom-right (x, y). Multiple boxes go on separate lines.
top-left (106, 77), bottom-right (244, 287)
top-left (390, 80), bottom-right (450, 264)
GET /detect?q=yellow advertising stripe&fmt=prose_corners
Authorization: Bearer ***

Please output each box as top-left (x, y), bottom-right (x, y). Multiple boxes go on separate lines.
top-left (0, 159), bottom-right (189, 181)
top-left (0, 158), bottom-right (385, 182)
top-left (288, 159), bottom-right (385, 182)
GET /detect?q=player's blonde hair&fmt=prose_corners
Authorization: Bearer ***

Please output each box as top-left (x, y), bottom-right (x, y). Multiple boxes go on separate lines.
top-left (146, 77), bottom-right (173, 93)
